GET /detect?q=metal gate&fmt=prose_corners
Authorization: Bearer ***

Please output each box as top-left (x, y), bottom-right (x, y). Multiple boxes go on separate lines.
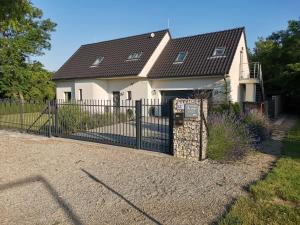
top-left (139, 99), bottom-right (171, 153)
top-left (0, 99), bottom-right (172, 154)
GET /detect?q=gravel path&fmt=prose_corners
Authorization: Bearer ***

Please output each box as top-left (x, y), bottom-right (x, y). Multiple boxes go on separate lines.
top-left (0, 117), bottom-right (295, 225)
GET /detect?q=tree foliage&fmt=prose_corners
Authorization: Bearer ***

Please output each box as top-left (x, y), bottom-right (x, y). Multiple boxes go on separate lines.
top-left (250, 19), bottom-right (300, 96)
top-left (0, 0), bottom-right (56, 100)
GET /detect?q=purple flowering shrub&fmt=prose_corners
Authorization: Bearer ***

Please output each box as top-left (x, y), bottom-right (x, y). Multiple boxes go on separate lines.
top-left (207, 112), bottom-right (253, 161)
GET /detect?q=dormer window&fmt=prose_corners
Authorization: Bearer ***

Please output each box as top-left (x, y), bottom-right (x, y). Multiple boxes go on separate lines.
top-left (127, 52), bottom-right (143, 60)
top-left (174, 52), bottom-right (187, 64)
top-left (90, 56), bottom-right (104, 67)
top-left (212, 47), bottom-right (225, 56)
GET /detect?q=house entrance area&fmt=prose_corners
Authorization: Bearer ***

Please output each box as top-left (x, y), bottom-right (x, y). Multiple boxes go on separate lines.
top-left (161, 90), bottom-right (194, 116)
top-left (0, 99), bottom-right (172, 154)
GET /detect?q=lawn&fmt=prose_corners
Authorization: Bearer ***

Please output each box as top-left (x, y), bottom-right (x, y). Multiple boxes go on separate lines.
top-left (220, 119), bottom-right (300, 225)
top-left (0, 112), bottom-right (49, 131)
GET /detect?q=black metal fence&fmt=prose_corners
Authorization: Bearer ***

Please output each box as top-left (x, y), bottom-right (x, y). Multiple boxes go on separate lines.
top-left (0, 99), bottom-right (172, 154)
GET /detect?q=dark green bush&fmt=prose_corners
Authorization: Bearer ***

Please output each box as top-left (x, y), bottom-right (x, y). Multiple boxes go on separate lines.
top-left (58, 104), bottom-right (87, 133)
top-left (126, 109), bottom-right (134, 120)
top-left (58, 104), bottom-right (128, 133)
top-left (231, 102), bottom-right (241, 114)
top-left (244, 112), bottom-right (270, 142)
top-left (211, 102), bottom-right (241, 115)
top-left (148, 106), bottom-right (155, 116)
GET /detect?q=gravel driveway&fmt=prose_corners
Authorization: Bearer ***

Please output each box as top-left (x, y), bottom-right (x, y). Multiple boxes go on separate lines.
top-left (0, 119), bottom-right (293, 225)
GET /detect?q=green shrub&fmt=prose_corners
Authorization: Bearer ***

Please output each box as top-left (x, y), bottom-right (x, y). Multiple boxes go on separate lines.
top-left (207, 112), bottom-right (252, 161)
top-left (126, 109), bottom-right (134, 120)
top-left (244, 112), bottom-right (270, 141)
top-left (58, 104), bottom-right (129, 133)
top-left (58, 104), bottom-right (88, 133)
top-left (211, 102), bottom-right (241, 115)
top-left (84, 112), bottom-right (128, 129)
top-left (231, 102), bottom-right (241, 114)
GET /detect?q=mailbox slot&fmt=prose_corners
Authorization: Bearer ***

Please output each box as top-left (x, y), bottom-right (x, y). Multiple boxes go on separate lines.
top-left (174, 113), bottom-right (184, 126)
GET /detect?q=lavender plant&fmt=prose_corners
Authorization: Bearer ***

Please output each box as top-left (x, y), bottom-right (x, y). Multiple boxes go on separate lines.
top-left (207, 111), bottom-right (253, 161)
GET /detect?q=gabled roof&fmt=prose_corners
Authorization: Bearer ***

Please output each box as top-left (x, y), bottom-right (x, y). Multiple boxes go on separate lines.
top-left (53, 30), bottom-right (169, 80)
top-left (148, 27), bottom-right (244, 78)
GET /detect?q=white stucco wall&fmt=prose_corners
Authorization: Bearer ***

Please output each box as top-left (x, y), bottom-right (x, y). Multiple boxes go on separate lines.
top-left (56, 79), bottom-right (108, 100)
top-left (56, 76), bottom-right (226, 102)
top-left (139, 32), bottom-right (170, 77)
top-left (228, 32), bottom-right (249, 103)
top-left (56, 80), bottom-right (75, 100)
top-left (106, 78), bottom-right (151, 101)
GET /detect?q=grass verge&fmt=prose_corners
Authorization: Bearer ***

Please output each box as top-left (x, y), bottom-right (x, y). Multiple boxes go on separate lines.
top-left (220, 119), bottom-right (300, 225)
top-left (0, 112), bottom-right (49, 131)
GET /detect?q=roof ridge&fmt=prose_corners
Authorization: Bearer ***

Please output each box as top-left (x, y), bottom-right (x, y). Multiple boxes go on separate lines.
top-left (82, 29), bottom-right (169, 46)
top-left (172, 27), bottom-right (245, 40)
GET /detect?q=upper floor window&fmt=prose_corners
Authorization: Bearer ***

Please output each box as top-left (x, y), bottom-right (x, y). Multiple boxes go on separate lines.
top-left (212, 47), bottom-right (225, 57)
top-left (90, 56), bottom-right (104, 67)
top-left (174, 52), bottom-right (187, 64)
top-left (127, 52), bottom-right (143, 60)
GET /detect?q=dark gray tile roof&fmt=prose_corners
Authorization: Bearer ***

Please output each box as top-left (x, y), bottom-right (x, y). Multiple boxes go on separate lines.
top-left (148, 27), bottom-right (244, 78)
top-left (53, 30), bottom-right (169, 80)
top-left (53, 27), bottom-right (244, 80)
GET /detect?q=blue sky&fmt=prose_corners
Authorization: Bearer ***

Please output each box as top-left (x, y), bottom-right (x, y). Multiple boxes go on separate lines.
top-left (31, 0), bottom-right (300, 71)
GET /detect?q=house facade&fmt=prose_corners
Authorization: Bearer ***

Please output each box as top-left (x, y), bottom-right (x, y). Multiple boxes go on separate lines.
top-left (53, 28), bottom-right (263, 107)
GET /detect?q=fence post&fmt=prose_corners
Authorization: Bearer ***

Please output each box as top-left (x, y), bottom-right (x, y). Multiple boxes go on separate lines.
top-left (168, 100), bottom-right (174, 155)
top-left (199, 98), bottom-right (203, 161)
top-left (47, 101), bottom-right (51, 137)
top-left (19, 99), bottom-right (24, 132)
top-left (55, 100), bottom-right (59, 135)
top-left (135, 100), bottom-right (142, 149)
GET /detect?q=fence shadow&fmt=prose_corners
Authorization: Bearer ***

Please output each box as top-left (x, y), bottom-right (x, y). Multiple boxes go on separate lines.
top-left (81, 168), bottom-right (163, 225)
top-left (0, 176), bottom-right (83, 225)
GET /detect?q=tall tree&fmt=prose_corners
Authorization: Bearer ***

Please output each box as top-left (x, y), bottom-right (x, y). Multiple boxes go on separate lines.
top-left (0, 0), bottom-right (56, 100)
top-left (250, 19), bottom-right (300, 96)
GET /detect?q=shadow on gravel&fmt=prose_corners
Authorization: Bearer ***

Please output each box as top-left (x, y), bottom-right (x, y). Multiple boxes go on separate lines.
top-left (0, 176), bottom-right (83, 225)
top-left (81, 168), bottom-right (163, 225)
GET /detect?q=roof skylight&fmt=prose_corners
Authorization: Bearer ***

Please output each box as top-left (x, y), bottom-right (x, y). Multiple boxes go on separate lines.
top-left (212, 47), bottom-right (225, 57)
top-left (174, 52), bottom-right (187, 64)
top-left (90, 56), bottom-right (104, 67)
top-left (127, 52), bottom-right (143, 60)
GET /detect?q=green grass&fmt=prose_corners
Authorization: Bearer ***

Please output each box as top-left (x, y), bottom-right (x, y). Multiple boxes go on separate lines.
top-left (220, 119), bottom-right (300, 225)
top-left (0, 112), bottom-right (49, 131)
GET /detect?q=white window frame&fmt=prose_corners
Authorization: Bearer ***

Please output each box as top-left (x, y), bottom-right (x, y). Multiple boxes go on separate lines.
top-left (173, 52), bottom-right (188, 64)
top-left (127, 52), bottom-right (143, 61)
top-left (90, 56), bottom-right (104, 67)
top-left (127, 91), bottom-right (132, 100)
top-left (212, 47), bottom-right (225, 57)
top-left (64, 91), bottom-right (71, 102)
top-left (79, 89), bottom-right (83, 101)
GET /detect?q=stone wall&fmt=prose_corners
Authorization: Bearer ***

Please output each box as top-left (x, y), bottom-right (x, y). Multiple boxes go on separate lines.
top-left (172, 98), bottom-right (208, 161)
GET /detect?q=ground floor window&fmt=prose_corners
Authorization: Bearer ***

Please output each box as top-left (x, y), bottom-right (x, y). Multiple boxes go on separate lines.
top-left (79, 89), bottom-right (83, 101)
top-left (113, 91), bottom-right (120, 107)
top-left (64, 92), bottom-right (71, 101)
top-left (127, 91), bottom-right (132, 100)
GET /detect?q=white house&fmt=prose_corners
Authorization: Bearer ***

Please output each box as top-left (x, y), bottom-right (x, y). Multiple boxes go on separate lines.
top-left (53, 28), bottom-right (264, 107)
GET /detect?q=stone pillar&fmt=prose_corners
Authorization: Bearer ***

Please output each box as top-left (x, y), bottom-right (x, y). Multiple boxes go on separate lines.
top-left (172, 98), bottom-right (208, 161)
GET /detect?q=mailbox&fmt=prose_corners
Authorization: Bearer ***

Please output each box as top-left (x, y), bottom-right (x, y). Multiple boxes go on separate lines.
top-left (184, 104), bottom-right (199, 118)
top-left (174, 113), bottom-right (184, 126)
